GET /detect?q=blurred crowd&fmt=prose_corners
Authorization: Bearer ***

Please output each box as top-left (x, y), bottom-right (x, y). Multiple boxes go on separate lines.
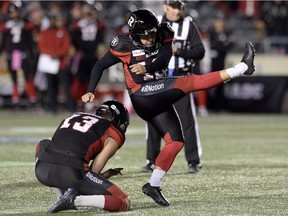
top-left (0, 0), bottom-right (287, 114)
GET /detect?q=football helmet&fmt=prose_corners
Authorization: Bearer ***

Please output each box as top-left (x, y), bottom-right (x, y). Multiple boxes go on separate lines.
top-left (127, 9), bottom-right (160, 51)
top-left (96, 100), bottom-right (130, 134)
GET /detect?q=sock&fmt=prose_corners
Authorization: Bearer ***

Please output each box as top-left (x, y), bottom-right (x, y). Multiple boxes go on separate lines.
top-left (149, 169), bottom-right (166, 187)
top-left (74, 195), bottom-right (105, 209)
top-left (54, 188), bottom-right (65, 200)
top-left (226, 62), bottom-right (248, 79)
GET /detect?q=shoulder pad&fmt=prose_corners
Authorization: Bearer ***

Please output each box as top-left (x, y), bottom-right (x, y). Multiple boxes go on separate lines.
top-left (110, 33), bottom-right (134, 52)
top-left (156, 15), bottom-right (163, 23)
top-left (184, 16), bottom-right (193, 22)
top-left (159, 23), bottom-right (174, 42)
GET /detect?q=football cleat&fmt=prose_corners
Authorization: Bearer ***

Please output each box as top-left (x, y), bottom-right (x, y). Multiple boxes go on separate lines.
top-left (188, 163), bottom-right (203, 174)
top-left (141, 162), bottom-right (154, 172)
top-left (142, 183), bottom-right (170, 206)
top-left (241, 42), bottom-right (255, 75)
top-left (47, 188), bottom-right (78, 213)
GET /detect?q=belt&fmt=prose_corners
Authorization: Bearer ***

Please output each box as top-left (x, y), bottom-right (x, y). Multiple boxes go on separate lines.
top-left (45, 147), bottom-right (83, 159)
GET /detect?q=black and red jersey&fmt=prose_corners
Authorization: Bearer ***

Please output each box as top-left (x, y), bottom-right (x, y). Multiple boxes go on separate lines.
top-left (0, 20), bottom-right (34, 54)
top-left (70, 18), bottom-right (106, 56)
top-left (36, 112), bottom-right (125, 170)
top-left (87, 23), bottom-right (174, 92)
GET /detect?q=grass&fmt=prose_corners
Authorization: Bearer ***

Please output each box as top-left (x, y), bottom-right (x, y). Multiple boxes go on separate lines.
top-left (0, 110), bottom-right (287, 216)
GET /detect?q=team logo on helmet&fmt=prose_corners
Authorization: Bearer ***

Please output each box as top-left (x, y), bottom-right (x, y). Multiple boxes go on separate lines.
top-left (127, 14), bottom-right (136, 29)
top-left (111, 36), bottom-right (119, 47)
top-left (96, 100), bottom-right (129, 134)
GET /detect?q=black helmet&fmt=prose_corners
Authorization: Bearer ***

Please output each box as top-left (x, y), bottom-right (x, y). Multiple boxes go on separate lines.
top-left (127, 9), bottom-right (160, 50)
top-left (96, 100), bottom-right (130, 134)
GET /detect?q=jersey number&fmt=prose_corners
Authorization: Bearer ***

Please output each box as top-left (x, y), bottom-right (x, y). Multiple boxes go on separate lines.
top-left (60, 114), bottom-right (99, 133)
top-left (11, 26), bottom-right (21, 43)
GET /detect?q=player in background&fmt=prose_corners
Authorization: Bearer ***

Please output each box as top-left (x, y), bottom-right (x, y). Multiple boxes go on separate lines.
top-left (81, 9), bottom-right (255, 207)
top-left (0, 3), bottom-right (37, 108)
top-left (69, 3), bottom-right (106, 111)
top-left (35, 100), bottom-right (131, 213)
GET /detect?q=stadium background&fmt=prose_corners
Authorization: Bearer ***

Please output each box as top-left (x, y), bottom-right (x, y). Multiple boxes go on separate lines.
top-left (0, 2), bottom-right (287, 215)
top-left (0, 0), bottom-right (288, 113)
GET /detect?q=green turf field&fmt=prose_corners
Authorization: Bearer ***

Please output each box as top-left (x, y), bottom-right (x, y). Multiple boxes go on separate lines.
top-left (0, 110), bottom-right (287, 216)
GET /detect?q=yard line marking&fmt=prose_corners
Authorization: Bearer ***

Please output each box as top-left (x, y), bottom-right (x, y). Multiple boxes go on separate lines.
top-left (0, 161), bottom-right (35, 167)
top-left (0, 137), bottom-right (145, 145)
top-left (2, 127), bottom-right (145, 135)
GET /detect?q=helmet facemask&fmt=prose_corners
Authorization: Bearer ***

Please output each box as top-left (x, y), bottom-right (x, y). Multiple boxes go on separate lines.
top-left (95, 105), bottom-right (113, 121)
top-left (96, 101), bottom-right (130, 134)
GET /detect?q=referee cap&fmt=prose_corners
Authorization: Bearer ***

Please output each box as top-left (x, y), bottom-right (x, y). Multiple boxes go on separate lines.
top-left (164, 0), bottom-right (184, 8)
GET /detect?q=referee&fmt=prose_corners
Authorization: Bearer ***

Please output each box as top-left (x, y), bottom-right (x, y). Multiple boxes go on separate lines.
top-left (142, 0), bottom-right (205, 173)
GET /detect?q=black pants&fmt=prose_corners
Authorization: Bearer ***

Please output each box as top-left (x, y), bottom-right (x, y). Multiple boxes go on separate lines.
top-left (8, 56), bottom-right (32, 83)
top-left (46, 69), bottom-right (75, 113)
top-left (146, 93), bottom-right (202, 165)
top-left (35, 161), bottom-right (116, 195)
top-left (128, 70), bottom-right (225, 171)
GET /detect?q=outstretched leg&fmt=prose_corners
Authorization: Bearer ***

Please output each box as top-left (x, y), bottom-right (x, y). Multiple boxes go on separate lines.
top-left (175, 42), bottom-right (256, 94)
top-left (130, 42), bottom-right (255, 121)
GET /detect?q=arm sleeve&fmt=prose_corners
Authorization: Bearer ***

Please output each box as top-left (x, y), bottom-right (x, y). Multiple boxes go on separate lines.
top-left (37, 31), bottom-right (47, 54)
top-left (176, 21), bottom-right (205, 60)
top-left (87, 50), bottom-right (121, 92)
top-left (107, 125), bottom-right (125, 148)
top-left (145, 41), bottom-right (173, 73)
top-left (57, 30), bottom-right (71, 57)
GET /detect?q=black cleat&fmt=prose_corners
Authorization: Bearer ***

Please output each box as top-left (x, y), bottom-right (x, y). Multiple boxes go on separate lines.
top-left (47, 188), bottom-right (78, 213)
top-left (141, 162), bottom-right (154, 172)
top-left (241, 42), bottom-right (256, 75)
top-left (142, 183), bottom-right (170, 206)
top-left (188, 163), bottom-right (203, 174)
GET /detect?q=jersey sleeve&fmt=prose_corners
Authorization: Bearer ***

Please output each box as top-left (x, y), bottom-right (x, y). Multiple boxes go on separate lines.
top-left (87, 50), bottom-right (121, 92)
top-left (106, 125), bottom-right (125, 149)
top-left (159, 23), bottom-right (174, 44)
top-left (110, 34), bottom-right (133, 64)
top-left (145, 24), bottom-right (174, 73)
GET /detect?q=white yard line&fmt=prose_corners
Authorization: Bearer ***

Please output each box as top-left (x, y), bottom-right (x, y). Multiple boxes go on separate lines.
top-left (0, 161), bottom-right (35, 167)
top-left (1, 127), bottom-right (145, 135)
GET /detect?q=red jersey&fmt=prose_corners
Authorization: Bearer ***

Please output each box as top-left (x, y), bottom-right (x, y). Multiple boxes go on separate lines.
top-left (38, 27), bottom-right (71, 70)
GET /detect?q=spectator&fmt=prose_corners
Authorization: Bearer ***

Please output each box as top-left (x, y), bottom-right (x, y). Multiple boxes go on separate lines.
top-left (0, 3), bottom-right (37, 108)
top-left (37, 11), bottom-right (74, 114)
top-left (27, 2), bottom-right (50, 111)
top-left (259, 0), bottom-right (288, 54)
top-left (70, 3), bottom-right (107, 111)
top-left (197, 28), bottom-right (211, 118)
top-left (208, 17), bottom-right (230, 111)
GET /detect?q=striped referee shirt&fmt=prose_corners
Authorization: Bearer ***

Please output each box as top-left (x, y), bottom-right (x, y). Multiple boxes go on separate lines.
top-left (157, 15), bottom-right (205, 75)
